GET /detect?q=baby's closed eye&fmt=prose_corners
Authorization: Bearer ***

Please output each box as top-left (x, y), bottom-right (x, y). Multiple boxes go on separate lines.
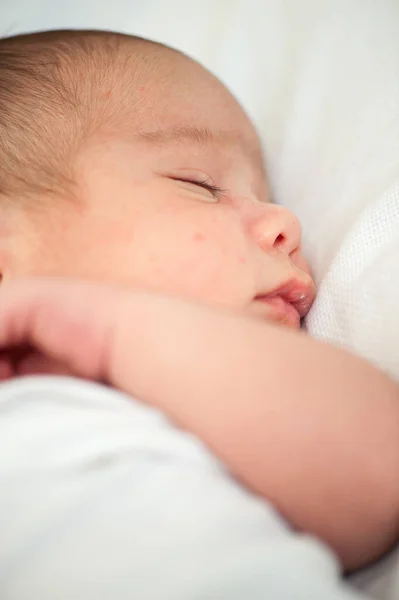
top-left (169, 172), bottom-right (227, 202)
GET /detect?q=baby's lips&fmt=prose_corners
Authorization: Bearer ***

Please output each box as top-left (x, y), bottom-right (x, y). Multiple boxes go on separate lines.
top-left (289, 283), bottom-right (316, 317)
top-left (257, 273), bottom-right (316, 319)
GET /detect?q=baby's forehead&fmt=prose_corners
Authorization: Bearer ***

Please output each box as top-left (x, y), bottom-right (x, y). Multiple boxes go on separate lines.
top-left (0, 28), bottom-right (266, 201)
top-left (105, 46), bottom-right (263, 160)
top-left (67, 34), bottom-right (264, 174)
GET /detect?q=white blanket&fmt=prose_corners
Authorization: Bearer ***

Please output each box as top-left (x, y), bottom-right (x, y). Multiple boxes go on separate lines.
top-left (307, 182), bottom-right (399, 378)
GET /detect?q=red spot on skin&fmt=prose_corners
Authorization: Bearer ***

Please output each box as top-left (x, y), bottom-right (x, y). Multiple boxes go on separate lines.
top-left (239, 257), bottom-right (246, 264)
top-left (102, 90), bottom-right (112, 100)
top-left (194, 232), bottom-right (206, 242)
top-left (139, 86), bottom-right (147, 94)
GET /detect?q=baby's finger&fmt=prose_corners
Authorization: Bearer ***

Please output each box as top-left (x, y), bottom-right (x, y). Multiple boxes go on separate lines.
top-left (0, 357), bottom-right (15, 381)
top-left (16, 349), bottom-right (74, 377)
top-left (0, 279), bottom-right (126, 381)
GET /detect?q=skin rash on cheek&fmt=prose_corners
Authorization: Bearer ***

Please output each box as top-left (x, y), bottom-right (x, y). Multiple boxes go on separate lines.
top-left (193, 232), bottom-right (206, 242)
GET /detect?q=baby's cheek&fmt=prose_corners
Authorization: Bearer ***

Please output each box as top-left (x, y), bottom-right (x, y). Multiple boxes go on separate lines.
top-left (183, 236), bottom-right (250, 305)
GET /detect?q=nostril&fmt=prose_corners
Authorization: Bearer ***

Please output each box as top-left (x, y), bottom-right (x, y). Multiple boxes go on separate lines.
top-left (275, 233), bottom-right (286, 247)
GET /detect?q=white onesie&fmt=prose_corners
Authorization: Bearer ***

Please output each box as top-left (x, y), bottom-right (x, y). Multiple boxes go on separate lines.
top-left (0, 375), bottom-right (370, 599)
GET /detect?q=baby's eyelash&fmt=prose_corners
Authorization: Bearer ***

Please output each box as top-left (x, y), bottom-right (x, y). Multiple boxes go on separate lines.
top-left (195, 179), bottom-right (227, 198)
top-left (175, 177), bottom-right (227, 199)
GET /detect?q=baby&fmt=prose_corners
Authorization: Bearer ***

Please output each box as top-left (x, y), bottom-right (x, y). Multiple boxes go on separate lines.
top-left (0, 29), bottom-right (398, 572)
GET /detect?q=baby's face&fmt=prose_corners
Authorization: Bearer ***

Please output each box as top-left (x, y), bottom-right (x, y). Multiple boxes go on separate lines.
top-left (15, 48), bottom-right (315, 328)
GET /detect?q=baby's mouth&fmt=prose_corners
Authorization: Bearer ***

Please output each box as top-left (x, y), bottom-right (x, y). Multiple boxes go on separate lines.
top-left (252, 276), bottom-right (316, 328)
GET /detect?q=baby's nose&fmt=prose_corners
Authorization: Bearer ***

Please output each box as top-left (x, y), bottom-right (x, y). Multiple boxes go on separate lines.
top-left (251, 204), bottom-right (302, 255)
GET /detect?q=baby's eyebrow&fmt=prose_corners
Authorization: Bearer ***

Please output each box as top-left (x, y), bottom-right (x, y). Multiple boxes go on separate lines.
top-left (137, 125), bottom-right (234, 147)
top-left (136, 125), bottom-right (265, 176)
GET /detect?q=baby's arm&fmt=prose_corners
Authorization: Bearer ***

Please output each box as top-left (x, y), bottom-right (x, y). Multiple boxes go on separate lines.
top-left (1, 279), bottom-right (399, 571)
top-left (110, 291), bottom-right (399, 572)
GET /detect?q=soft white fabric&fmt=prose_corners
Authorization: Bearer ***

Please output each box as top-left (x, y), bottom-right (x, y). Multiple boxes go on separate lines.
top-left (307, 182), bottom-right (399, 378)
top-left (1, 0), bottom-right (399, 597)
top-left (0, 376), bottom-right (368, 600)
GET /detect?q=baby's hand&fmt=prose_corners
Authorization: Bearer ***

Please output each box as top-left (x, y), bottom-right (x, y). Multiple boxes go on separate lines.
top-left (0, 278), bottom-right (130, 383)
